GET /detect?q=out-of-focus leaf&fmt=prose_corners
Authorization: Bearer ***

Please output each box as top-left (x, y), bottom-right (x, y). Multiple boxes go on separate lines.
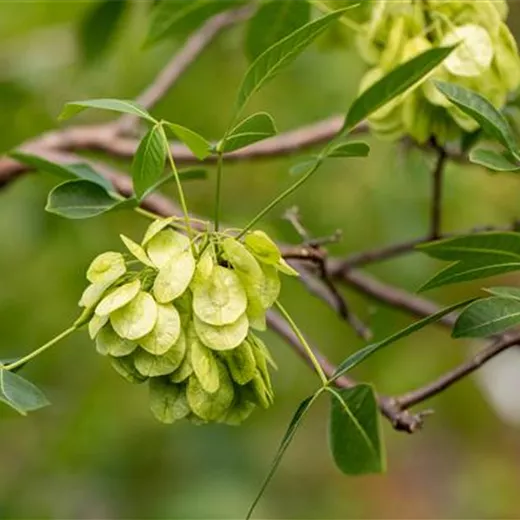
top-left (78, 0), bottom-right (127, 64)
top-left (46, 180), bottom-right (123, 219)
top-left (484, 286), bottom-right (520, 300)
top-left (326, 141), bottom-right (370, 158)
top-left (245, 0), bottom-right (310, 61)
top-left (344, 47), bottom-right (455, 132)
top-left (435, 81), bottom-right (520, 158)
top-left (328, 385), bottom-right (384, 475)
top-left (10, 151), bottom-right (113, 191)
top-left (132, 124), bottom-right (167, 200)
top-left (220, 112), bottom-right (277, 153)
top-left (142, 168), bottom-right (207, 198)
top-left (0, 369), bottom-right (50, 415)
top-left (469, 148), bottom-right (520, 172)
top-left (59, 99), bottom-right (155, 123)
top-left (453, 297), bottom-right (520, 338)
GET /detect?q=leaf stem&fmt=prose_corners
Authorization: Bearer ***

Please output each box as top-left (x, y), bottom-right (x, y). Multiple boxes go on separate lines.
top-left (275, 301), bottom-right (328, 386)
top-left (215, 152), bottom-right (224, 232)
top-left (159, 124), bottom-right (194, 244)
top-left (237, 160), bottom-right (322, 238)
top-left (3, 326), bottom-right (77, 372)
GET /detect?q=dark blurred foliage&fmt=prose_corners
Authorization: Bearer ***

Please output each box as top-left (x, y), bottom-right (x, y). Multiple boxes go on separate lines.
top-left (1, 2), bottom-right (520, 518)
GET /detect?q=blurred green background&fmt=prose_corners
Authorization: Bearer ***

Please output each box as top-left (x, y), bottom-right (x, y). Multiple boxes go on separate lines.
top-left (2, 2), bottom-right (520, 518)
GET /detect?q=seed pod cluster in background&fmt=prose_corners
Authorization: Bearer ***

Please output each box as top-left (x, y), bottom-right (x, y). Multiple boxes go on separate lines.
top-left (78, 217), bottom-right (298, 425)
top-left (355, 0), bottom-right (520, 144)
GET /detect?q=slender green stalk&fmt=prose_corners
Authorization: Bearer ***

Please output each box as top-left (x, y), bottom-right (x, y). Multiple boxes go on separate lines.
top-left (159, 125), bottom-right (194, 243)
top-left (311, 0), bottom-right (363, 33)
top-left (275, 301), bottom-right (328, 386)
top-left (214, 152), bottom-right (224, 232)
top-left (3, 326), bottom-right (77, 372)
top-left (237, 160), bottom-right (321, 239)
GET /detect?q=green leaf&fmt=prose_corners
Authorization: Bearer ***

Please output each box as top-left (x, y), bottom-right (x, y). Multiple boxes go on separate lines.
top-left (420, 261), bottom-right (520, 292)
top-left (245, 0), bottom-right (311, 62)
top-left (326, 141), bottom-right (370, 158)
top-left (418, 232), bottom-right (520, 262)
top-left (344, 46), bottom-right (455, 132)
top-left (331, 299), bottom-right (474, 381)
top-left (0, 369), bottom-right (50, 415)
top-left (453, 297), bottom-right (520, 338)
top-left (10, 151), bottom-right (113, 191)
top-left (435, 81), bottom-right (520, 158)
top-left (146, 0), bottom-right (237, 46)
top-left (246, 394), bottom-right (319, 520)
top-left (164, 123), bottom-right (211, 160)
top-left (236, 7), bottom-right (351, 117)
top-left (59, 99), bottom-right (155, 123)
top-left (132, 124), bottom-right (167, 200)
top-left (328, 385), bottom-right (384, 475)
top-left (220, 112), bottom-right (277, 153)
top-left (484, 286), bottom-right (520, 300)
top-left (46, 179), bottom-right (123, 219)
top-left (469, 148), bottom-right (520, 172)
top-left (289, 158), bottom-right (319, 176)
top-left (78, 0), bottom-right (127, 64)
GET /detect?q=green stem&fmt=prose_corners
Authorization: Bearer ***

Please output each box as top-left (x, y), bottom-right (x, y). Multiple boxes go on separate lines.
top-left (275, 301), bottom-right (328, 386)
top-left (311, 0), bottom-right (363, 33)
top-left (214, 152), bottom-right (224, 232)
top-left (159, 125), bottom-right (194, 244)
top-left (237, 160), bottom-right (322, 239)
top-left (3, 326), bottom-right (77, 372)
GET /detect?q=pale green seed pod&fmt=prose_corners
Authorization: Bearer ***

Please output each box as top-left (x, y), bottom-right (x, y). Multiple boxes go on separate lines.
top-left (139, 303), bottom-right (181, 355)
top-left (96, 325), bottom-right (137, 357)
top-left (110, 291), bottom-right (158, 340)
top-left (110, 355), bottom-right (147, 384)
top-left (134, 330), bottom-right (186, 377)
top-left (190, 333), bottom-right (220, 393)
top-left (87, 251), bottom-right (126, 285)
top-left (193, 313), bottom-right (249, 351)
top-left (149, 378), bottom-right (190, 423)
top-left (222, 339), bottom-right (257, 386)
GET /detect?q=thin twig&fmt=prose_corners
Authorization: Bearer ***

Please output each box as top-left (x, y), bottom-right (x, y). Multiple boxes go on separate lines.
top-left (429, 142), bottom-right (448, 240)
top-left (117, 7), bottom-right (253, 133)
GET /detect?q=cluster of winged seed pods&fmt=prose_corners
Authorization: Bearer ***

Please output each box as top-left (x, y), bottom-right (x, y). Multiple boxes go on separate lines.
top-left (78, 217), bottom-right (298, 425)
top-left (355, 0), bottom-right (520, 144)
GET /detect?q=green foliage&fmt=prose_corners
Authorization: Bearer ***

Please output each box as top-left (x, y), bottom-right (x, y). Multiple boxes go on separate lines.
top-left (59, 99), bottom-right (155, 122)
top-left (163, 123), bottom-right (211, 160)
top-left (328, 385), bottom-right (384, 475)
top-left (326, 141), bottom-right (370, 159)
top-left (219, 112), bottom-right (277, 153)
top-left (131, 124), bottom-right (167, 200)
top-left (435, 81), bottom-right (520, 159)
top-left (469, 148), bottom-right (520, 172)
top-left (245, 0), bottom-right (310, 62)
top-left (45, 179), bottom-right (126, 219)
top-left (78, 0), bottom-right (127, 64)
top-left (331, 299), bottom-right (475, 382)
top-left (0, 369), bottom-right (50, 415)
top-left (235, 7), bottom-right (350, 117)
top-left (453, 297), bottom-right (520, 338)
top-left (344, 47), bottom-right (456, 132)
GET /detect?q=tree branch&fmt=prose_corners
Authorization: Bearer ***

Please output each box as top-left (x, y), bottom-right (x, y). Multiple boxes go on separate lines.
top-left (117, 7), bottom-right (253, 133)
top-left (429, 142), bottom-right (448, 240)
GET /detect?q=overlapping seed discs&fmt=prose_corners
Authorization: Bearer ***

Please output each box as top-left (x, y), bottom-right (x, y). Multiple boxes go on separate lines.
top-left (79, 218), bottom-right (296, 425)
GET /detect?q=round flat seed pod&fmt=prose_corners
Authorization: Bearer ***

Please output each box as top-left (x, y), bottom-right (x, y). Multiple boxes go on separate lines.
top-left (87, 251), bottom-right (126, 285)
top-left (142, 217), bottom-right (176, 246)
top-left (250, 333), bottom-right (277, 369)
top-left (220, 390), bottom-right (256, 426)
top-left (149, 378), bottom-right (190, 423)
top-left (275, 258), bottom-right (299, 277)
top-left (95, 280), bottom-right (141, 317)
top-left (247, 371), bottom-right (273, 409)
top-left (193, 313), bottom-right (248, 351)
top-left (442, 24), bottom-right (494, 77)
top-left (146, 229), bottom-right (191, 269)
top-left (96, 325), bottom-right (137, 357)
top-left (192, 248), bottom-right (215, 287)
top-left (222, 340), bottom-right (256, 385)
top-left (120, 234), bottom-right (154, 267)
top-left (110, 291), bottom-right (158, 340)
top-left (190, 336), bottom-right (220, 393)
top-left (186, 363), bottom-right (235, 422)
top-left (193, 266), bottom-right (247, 326)
top-left (169, 353), bottom-right (193, 383)
top-left (259, 264), bottom-right (281, 309)
top-left (110, 355), bottom-right (147, 384)
top-left (153, 250), bottom-right (195, 303)
top-left (88, 313), bottom-right (108, 340)
top-left (134, 332), bottom-right (186, 376)
top-left (140, 303), bottom-right (181, 355)
top-left (244, 231), bottom-right (281, 265)
top-left (221, 238), bottom-right (264, 282)
top-left (79, 282), bottom-right (110, 309)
